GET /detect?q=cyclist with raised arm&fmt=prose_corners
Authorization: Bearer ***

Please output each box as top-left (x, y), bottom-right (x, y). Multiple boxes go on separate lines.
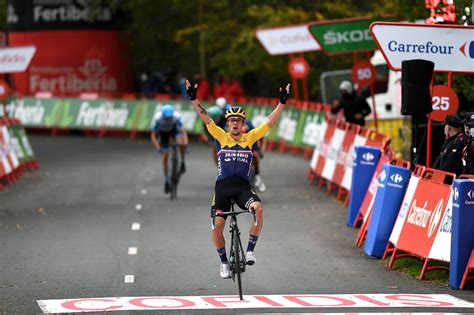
top-left (151, 104), bottom-right (189, 194)
top-left (186, 79), bottom-right (290, 279)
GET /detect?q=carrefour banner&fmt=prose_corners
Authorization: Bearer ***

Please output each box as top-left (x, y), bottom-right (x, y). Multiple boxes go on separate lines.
top-left (6, 97), bottom-right (325, 148)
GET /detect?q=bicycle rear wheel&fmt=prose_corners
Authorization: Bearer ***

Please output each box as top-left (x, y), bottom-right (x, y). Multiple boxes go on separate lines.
top-left (233, 227), bottom-right (243, 300)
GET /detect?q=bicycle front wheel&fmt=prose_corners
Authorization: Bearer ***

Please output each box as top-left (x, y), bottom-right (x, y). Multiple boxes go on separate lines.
top-left (233, 228), bottom-right (243, 300)
top-left (170, 156), bottom-right (179, 200)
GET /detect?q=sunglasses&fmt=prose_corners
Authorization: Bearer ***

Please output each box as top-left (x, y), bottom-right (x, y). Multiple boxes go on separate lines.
top-left (228, 118), bottom-right (244, 124)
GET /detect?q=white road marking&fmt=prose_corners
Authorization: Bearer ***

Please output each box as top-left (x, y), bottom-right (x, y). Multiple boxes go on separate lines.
top-left (135, 204), bottom-right (142, 211)
top-left (128, 247), bottom-right (138, 255)
top-left (131, 223), bottom-right (141, 231)
top-left (37, 294), bottom-right (474, 313)
top-left (124, 275), bottom-right (134, 283)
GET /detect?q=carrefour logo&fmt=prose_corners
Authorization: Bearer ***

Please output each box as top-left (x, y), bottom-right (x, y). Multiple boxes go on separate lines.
top-left (379, 170), bottom-right (387, 182)
top-left (427, 199), bottom-right (444, 238)
top-left (459, 41), bottom-right (474, 58)
top-left (468, 190), bottom-right (474, 199)
top-left (388, 40), bottom-right (454, 55)
top-left (390, 173), bottom-right (403, 184)
top-left (362, 152), bottom-right (375, 162)
top-left (454, 187), bottom-right (459, 200)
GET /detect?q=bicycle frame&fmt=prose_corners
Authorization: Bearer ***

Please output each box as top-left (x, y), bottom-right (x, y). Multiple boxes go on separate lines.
top-left (212, 204), bottom-right (257, 300)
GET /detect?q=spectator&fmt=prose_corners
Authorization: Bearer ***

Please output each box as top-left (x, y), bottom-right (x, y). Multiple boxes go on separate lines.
top-left (433, 114), bottom-right (467, 176)
top-left (462, 113), bottom-right (474, 174)
top-left (228, 79), bottom-right (245, 102)
top-left (214, 74), bottom-right (231, 99)
top-left (331, 80), bottom-right (371, 126)
top-left (194, 74), bottom-right (211, 100)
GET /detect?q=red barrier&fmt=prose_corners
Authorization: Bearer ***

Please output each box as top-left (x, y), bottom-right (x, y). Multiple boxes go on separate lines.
top-left (387, 168), bottom-right (455, 280)
top-left (460, 250), bottom-right (474, 289)
top-left (332, 123), bottom-right (360, 201)
top-left (313, 117), bottom-right (337, 188)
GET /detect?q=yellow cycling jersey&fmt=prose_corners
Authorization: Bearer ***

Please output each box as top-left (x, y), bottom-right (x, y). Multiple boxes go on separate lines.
top-left (206, 119), bottom-right (270, 181)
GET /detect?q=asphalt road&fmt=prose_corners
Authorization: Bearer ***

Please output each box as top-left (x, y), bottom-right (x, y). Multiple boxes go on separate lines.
top-left (0, 134), bottom-right (473, 314)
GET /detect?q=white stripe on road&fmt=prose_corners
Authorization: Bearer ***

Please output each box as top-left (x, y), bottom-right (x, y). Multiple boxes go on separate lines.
top-left (37, 294), bottom-right (474, 313)
top-left (123, 275), bottom-right (134, 283)
top-left (135, 204), bottom-right (142, 211)
top-left (131, 223), bottom-right (141, 231)
top-left (127, 247), bottom-right (138, 255)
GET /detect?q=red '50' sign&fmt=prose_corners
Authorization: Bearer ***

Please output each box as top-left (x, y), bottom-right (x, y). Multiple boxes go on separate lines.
top-left (429, 85), bottom-right (458, 122)
top-left (351, 61), bottom-right (377, 87)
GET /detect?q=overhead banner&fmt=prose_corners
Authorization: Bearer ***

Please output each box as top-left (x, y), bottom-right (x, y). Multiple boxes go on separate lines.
top-left (370, 22), bottom-right (474, 73)
top-left (308, 16), bottom-right (396, 55)
top-left (7, 0), bottom-right (123, 31)
top-left (256, 25), bottom-right (321, 55)
top-left (0, 46), bottom-right (36, 73)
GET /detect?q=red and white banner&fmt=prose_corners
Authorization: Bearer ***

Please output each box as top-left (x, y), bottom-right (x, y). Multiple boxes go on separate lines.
top-left (388, 168), bottom-right (455, 273)
top-left (312, 118), bottom-right (337, 176)
top-left (37, 294), bottom-right (474, 313)
top-left (332, 123), bottom-right (359, 187)
top-left (0, 46), bottom-right (36, 73)
top-left (321, 121), bottom-right (346, 181)
top-left (309, 119), bottom-right (328, 170)
top-left (9, 30), bottom-right (133, 96)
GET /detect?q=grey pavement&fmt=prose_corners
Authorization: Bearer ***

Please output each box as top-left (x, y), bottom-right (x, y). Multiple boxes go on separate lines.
top-left (0, 134), bottom-right (472, 314)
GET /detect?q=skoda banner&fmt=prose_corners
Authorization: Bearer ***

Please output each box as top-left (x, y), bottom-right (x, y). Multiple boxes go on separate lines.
top-left (308, 16), bottom-right (396, 55)
top-left (370, 22), bottom-right (474, 73)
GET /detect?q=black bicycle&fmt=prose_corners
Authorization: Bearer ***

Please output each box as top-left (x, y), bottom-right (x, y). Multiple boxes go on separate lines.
top-left (213, 202), bottom-right (257, 300)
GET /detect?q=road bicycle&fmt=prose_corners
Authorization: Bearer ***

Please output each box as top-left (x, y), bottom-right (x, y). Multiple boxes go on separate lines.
top-left (213, 202), bottom-right (257, 300)
top-left (169, 143), bottom-right (185, 200)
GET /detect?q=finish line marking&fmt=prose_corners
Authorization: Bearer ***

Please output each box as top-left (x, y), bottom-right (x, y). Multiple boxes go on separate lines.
top-left (37, 294), bottom-right (474, 313)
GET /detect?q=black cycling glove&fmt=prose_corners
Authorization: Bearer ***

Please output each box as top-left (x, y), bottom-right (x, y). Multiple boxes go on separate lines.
top-left (279, 86), bottom-right (289, 104)
top-left (186, 82), bottom-right (197, 101)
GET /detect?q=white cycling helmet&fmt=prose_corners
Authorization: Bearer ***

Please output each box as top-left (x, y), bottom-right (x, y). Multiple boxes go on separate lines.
top-left (216, 97), bottom-right (227, 110)
top-left (339, 80), bottom-right (353, 94)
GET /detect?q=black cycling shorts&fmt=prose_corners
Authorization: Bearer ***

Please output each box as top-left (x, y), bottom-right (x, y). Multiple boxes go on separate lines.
top-left (211, 176), bottom-right (261, 220)
top-left (157, 127), bottom-right (179, 150)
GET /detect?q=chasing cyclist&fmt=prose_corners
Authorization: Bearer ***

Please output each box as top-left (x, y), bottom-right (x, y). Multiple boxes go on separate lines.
top-left (186, 79), bottom-right (290, 279)
top-left (151, 104), bottom-right (189, 194)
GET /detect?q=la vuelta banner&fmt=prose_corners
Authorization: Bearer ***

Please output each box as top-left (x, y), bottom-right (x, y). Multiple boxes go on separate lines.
top-left (395, 178), bottom-right (451, 259)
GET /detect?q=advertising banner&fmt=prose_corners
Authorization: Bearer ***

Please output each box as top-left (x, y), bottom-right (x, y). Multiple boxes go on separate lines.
top-left (0, 46), bottom-right (36, 73)
top-left (322, 124), bottom-right (345, 181)
top-left (7, 0), bottom-right (123, 31)
top-left (370, 22), bottom-right (474, 73)
top-left (310, 119), bottom-right (328, 170)
top-left (395, 178), bottom-right (451, 258)
top-left (256, 25), bottom-right (321, 55)
top-left (308, 16), bottom-right (396, 55)
top-left (9, 30), bottom-right (133, 96)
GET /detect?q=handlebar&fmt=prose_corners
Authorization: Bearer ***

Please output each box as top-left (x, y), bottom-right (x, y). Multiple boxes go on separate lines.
top-left (212, 207), bottom-right (257, 230)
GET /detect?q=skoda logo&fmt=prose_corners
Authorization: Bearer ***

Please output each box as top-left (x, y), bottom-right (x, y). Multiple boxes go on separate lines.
top-left (468, 190), bottom-right (474, 199)
top-left (454, 187), bottom-right (459, 200)
top-left (427, 199), bottom-right (444, 238)
top-left (379, 170), bottom-right (387, 182)
top-left (460, 41), bottom-right (474, 58)
top-left (390, 173), bottom-right (403, 183)
top-left (362, 152), bottom-right (374, 161)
